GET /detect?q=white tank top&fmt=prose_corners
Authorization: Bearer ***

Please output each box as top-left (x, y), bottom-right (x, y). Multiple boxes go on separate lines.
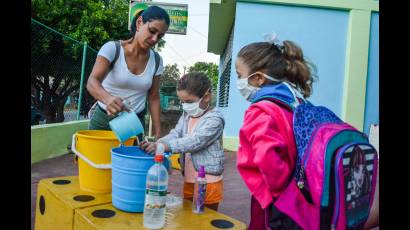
top-left (96, 41), bottom-right (164, 113)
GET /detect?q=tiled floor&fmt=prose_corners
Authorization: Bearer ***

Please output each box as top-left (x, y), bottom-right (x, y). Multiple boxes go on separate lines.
top-left (31, 150), bottom-right (251, 230)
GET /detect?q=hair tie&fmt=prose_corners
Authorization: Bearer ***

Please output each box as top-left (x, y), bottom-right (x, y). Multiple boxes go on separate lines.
top-left (264, 33), bottom-right (284, 52)
top-left (134, 9), bottom-right (144, 17)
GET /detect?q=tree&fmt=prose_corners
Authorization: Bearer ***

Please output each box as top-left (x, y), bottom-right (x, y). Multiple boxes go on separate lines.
top-left (31, 0), bottom-right (168, 123)
top-left (32, 0), bottom-right (131, 123)
top-left (159, 64), bottom-right (180, 96)
top-left (32, 0), bottom-right (130, 50)
top-left (155, 39), bottom-right (166, 52)
top-left (187, 62), bottom-right (219, 92)
top-left (31, 0), bottom-right (130, 123)
top-left (161, 64), bottom-right (180, 87)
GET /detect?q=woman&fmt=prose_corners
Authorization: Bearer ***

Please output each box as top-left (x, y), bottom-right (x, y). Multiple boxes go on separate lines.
top-left (87, 6), bottom-right (170, 139)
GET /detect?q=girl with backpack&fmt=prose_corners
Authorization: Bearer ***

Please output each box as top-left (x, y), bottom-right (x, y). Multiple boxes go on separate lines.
top-left (86, 6), bottom-right (170, 139)
top-left (139, 72), bottom-right (225, 211)
top-left (235, 35), bottom-right (316, 230)
top-left (235, 34), bottom-right (378, 230)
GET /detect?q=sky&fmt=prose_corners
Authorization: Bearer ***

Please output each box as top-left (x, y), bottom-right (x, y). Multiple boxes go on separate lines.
top-left (151, 0), bottom-right (220, 74)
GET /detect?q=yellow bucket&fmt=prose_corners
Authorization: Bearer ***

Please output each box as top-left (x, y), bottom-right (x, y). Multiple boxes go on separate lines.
top-left (72, 130), bottom-right (134, 194)
top-left (170, 153), bottom-right (181, 170)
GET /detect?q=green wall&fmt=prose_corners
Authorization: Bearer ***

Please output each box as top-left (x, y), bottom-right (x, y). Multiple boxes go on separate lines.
top-left (342, 9), bottom-right (372, 130)
top-left (31, 120), bottom-right (89, 164)
top-left (223, 136), bottom-right (240, 151)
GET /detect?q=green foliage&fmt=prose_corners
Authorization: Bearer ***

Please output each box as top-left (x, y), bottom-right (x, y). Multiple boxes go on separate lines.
top-left (159, 64), bottom-right (180, 98)
top-left (31, 0), bottom-right (134, 123)
top-left (32, 0), bottom-right (165, 53)
top-left (32, 0), bottom-right (130, 50)
top-left (155, 39), bottom-right (166, 52)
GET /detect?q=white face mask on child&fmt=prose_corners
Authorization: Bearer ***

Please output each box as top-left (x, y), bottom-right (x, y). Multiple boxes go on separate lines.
top-left (236, 72), bottom-right (280, 101)
top-left (182, 97), bottom-right (209, 117)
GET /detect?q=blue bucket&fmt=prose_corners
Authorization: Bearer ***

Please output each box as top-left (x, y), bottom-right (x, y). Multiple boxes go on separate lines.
top-left (111, 146), bottom-right (170, 212)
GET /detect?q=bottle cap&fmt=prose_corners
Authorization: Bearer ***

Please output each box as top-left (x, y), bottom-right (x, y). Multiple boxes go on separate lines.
top-left (198, 165), bottom-right (205, 178)
top-left (154, 154), bottom-right (164, 163)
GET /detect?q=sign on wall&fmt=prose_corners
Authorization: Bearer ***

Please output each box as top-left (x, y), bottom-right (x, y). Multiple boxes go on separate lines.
top-left (129, 0), bottom-right (188, 35)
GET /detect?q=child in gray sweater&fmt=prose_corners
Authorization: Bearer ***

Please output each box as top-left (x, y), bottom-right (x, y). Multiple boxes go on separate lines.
top-left (140, 72), bottom-right (225, 211)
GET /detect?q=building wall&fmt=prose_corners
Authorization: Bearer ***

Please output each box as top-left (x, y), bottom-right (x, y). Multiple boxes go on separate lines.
top-left (221, 2), bottom-right (350, 137)
top-left (363, 12), bottom-right (379, 134)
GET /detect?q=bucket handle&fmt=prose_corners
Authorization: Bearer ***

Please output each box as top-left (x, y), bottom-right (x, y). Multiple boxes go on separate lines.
top-left (71, 134), bottom-right (112, 169)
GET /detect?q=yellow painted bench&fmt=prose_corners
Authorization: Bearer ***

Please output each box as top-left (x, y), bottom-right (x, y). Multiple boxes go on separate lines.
top-left (34, 176), bottom-right (112, 230)
top-left (74, 201), bottom-right (246, 229)
top-left (35, 176), bottom-right (247, 229)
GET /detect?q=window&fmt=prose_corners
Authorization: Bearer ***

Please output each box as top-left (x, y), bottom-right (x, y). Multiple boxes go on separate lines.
top-left (218, 59), bottom-right (231, 107)
top-left (218, 26), bottom-right (234, 108)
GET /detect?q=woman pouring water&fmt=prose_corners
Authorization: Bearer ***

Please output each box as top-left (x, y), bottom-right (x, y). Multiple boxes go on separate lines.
top-left (86, 6), bottom-right (170, 140)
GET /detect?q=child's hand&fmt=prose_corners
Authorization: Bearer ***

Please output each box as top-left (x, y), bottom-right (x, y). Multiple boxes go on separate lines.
top-left (139, 141), bottom-right (166, 155)
top-left (139, 141), bottom-right (156, 154)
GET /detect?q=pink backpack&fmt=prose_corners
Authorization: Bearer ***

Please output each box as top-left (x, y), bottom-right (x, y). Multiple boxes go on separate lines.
top-left (252, 85), bottom-right (378, 230)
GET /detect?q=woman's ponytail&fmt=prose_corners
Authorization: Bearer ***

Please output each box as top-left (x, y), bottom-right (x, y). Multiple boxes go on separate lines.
top-left (129, 9), bottom-right (145, 41)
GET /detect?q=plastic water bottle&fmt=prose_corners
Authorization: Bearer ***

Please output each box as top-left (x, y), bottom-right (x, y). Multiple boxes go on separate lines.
top-left (143, 154), bottom-right (168, 229)
top-left (192, 165), bottom-right (207, 214)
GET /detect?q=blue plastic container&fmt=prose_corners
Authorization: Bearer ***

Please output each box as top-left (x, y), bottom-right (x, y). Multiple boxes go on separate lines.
top-left (111, 146), bottom-right (170, 212)
top-left (109, 111), bottom-right (144, 143)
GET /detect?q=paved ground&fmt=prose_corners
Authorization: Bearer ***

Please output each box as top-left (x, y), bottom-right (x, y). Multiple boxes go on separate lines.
top-left (31, 150), bottom-right (251, 230)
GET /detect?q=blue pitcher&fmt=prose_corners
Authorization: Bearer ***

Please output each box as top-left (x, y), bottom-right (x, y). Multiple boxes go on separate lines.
top-left (109, 111), bottom-right (144, 143)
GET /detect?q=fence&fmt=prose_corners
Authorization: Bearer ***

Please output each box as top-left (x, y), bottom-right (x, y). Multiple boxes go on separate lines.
top-left (31, 18), bottom-right (182, 127)
top-left (31, 18), bottom-right (97, 125)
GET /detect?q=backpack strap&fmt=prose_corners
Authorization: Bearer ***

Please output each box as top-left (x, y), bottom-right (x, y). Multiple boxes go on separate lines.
top-left (89, 40), bottom-right (119, 118)
top-left (109, 42), bottom-right (159, 75)
top-left (109, 40), bottom-right (121, 71)
top-left (152, 49), bottom-right (160, 76)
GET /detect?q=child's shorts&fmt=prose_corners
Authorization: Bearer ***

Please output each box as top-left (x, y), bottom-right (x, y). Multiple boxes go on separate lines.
top-left (183, 180), bottom-right (223, 205)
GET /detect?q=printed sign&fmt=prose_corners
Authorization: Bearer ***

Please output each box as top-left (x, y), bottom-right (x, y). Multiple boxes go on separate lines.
top-left (129, 1), bottom-right (188, 35)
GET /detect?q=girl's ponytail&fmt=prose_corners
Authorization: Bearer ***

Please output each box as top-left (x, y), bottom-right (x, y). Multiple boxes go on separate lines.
top-left (282, 41), bottom-right (316, 98)
top-left (237, 39), bottom-right (317, 98)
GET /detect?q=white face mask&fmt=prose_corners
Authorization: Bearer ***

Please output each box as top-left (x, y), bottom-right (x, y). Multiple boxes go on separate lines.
top-left (236, 77), bottom-right (259, 102)
top-left (182, 97), bottom-right (208, 117)
top-left (236, 72), bottom-right (280, 101)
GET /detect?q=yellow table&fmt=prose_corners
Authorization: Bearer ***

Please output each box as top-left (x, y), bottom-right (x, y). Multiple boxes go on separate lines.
top-left (34, 176), bottom-right (112, 230)
top-left (75, 200), bottom-right (247, 229)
